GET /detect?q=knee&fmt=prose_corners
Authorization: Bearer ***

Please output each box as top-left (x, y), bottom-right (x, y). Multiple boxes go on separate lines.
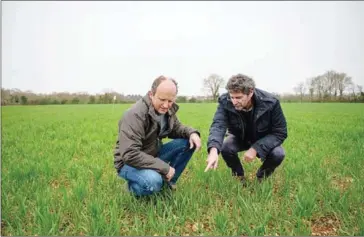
top-left (144, 170), bottom-right (163, 193)
top-left (174, 138), bottom-right (194, 151)
top-left (175, 138), bottom-right (190, 148)
top-left (270, 146), bottom-right (285, 164)
top-left (130, 170), bottom-right (163, 196)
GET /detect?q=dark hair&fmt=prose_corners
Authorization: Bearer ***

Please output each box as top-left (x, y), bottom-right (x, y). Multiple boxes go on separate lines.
top-left (225, 73), bottom-right (255, 95)
top-left (150, 75), bottom-right (178, 95)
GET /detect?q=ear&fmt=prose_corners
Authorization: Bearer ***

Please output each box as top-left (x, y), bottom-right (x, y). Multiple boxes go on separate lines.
top-left (148, 91), bottom-right (153, 98)
top-left (248, 89), bottom-right (254, 98)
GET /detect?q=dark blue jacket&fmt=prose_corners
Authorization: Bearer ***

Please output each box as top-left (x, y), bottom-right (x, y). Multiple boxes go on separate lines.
top-left (207, 88), bottom-right (288, 159)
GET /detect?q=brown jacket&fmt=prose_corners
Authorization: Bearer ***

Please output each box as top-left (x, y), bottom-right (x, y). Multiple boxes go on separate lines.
top-left (113, 94), bottom-right (199, 175)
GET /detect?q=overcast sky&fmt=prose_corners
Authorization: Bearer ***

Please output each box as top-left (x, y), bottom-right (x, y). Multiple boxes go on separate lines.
top-left (2, 1), bottom-right (364, 96)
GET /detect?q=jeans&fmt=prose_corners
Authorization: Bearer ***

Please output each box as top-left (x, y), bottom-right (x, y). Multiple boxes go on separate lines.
top-left (118, 138), bottom-right (195, 196)
top-left (220, 134), bottom-right (285, 179)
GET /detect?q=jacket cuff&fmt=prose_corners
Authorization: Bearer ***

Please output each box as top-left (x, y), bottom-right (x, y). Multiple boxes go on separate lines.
top-left (155, 159), bottom-right (171, 175)
top-left (188, 129), bottom-right (200, 138)
top-left (251, 143), bottom-right (264, 159)
top-left (207, 145), bottom-right (220, 155)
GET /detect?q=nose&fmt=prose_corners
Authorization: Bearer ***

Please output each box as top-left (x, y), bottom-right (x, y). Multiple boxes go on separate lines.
top-left (162, 101), bottom-right (169, 108)
top-left (232, 99), bottom-right (239, 105)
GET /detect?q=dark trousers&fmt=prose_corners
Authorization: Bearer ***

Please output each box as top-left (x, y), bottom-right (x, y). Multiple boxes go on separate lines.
top-left (220, 134), bottom-right (285, 179)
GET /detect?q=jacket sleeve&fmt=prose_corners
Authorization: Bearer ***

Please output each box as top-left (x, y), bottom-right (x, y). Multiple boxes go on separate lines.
top-left (207, 103), bottom-right (228, 154)
top-left (168, 116), bottom-right (200, 139)
top-left (251, 101), bottom-right (288, 159)
top-left (118, 111), bottom-right (170, 175)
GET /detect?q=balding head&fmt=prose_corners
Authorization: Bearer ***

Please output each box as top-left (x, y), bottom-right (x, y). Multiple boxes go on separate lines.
top-left (149, 75), bottom-right (178, 114)
top-left (150, 75), bottom-right (178, 95)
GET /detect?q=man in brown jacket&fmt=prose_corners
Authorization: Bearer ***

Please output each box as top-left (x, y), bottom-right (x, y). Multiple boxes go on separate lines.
top-left (114, 76), bottom-right (201, 197)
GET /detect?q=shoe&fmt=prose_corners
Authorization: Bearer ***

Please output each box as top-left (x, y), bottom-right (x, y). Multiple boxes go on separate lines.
top-left (234, 175), bottom-right (248, 187)
top-left (169, 184), bottom-right (177, 191)
top-left (240, 176), bottom-right (248, 187)
top-left (256, 170), bottom-right (275, 182)
top-left (256, 163), bottom-right (276, 180)
top-left (167, 182), bottom-right (177, 191)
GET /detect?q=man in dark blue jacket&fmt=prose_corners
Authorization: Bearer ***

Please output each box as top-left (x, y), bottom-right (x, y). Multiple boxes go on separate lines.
top-left (205, 73), bottom-right (288, 185)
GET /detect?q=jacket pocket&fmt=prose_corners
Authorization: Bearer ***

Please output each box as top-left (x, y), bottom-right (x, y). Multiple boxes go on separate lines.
top-left (257, 125), bottom-right (268, 133)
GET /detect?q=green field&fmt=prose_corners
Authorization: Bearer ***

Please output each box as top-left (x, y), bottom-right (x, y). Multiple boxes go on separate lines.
top-left (1, 103), bottom-right (364, 236)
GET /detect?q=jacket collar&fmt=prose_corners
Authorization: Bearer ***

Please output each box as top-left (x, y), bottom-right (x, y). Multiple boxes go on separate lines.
top-left (252, 89), bottom-right (265, 121)
top-left (220, 88), bottom-right (274, 120)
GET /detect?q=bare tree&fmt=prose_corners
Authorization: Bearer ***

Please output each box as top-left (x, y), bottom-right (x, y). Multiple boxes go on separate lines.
top-left (357, 85), bottom-right (363, 94)
top-left (202, 74), bottom-right (225, 101)
top-left (337, 73), bottom-right (352, 100)
top-left (357, 84), bottom-right (363, 99)
top-left (294, 82), bottom-right (306, 102)
top-left (322, 70), bottom-right (337, 99)
top-left (306, 78), bottom-right (315, 101)
top-left (348, 81), bottom-right (357, 101)
top-left (313, 75), bottom-right (325, 101)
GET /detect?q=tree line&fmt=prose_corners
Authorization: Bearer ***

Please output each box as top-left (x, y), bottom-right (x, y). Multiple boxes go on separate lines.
top-left (1, 89), bottom-right (139, 105)
top-left (1, 70), bottom-right (363, 106)
top-left (292, 70), bottom-right (363, 102)
top-left (202, 70), bottom-right (364, 103)
top-left (0, 89), bottom-right (208, 106)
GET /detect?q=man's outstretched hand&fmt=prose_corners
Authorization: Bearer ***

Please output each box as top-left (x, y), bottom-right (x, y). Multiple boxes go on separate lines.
top-left (205, 147), bottom-right (219, 172)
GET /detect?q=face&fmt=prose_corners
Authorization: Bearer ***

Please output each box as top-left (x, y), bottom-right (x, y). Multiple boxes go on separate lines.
top-left (228, 90), bottom-right (253, 111)
top-left (149, 81), bottom-right (177, 114)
